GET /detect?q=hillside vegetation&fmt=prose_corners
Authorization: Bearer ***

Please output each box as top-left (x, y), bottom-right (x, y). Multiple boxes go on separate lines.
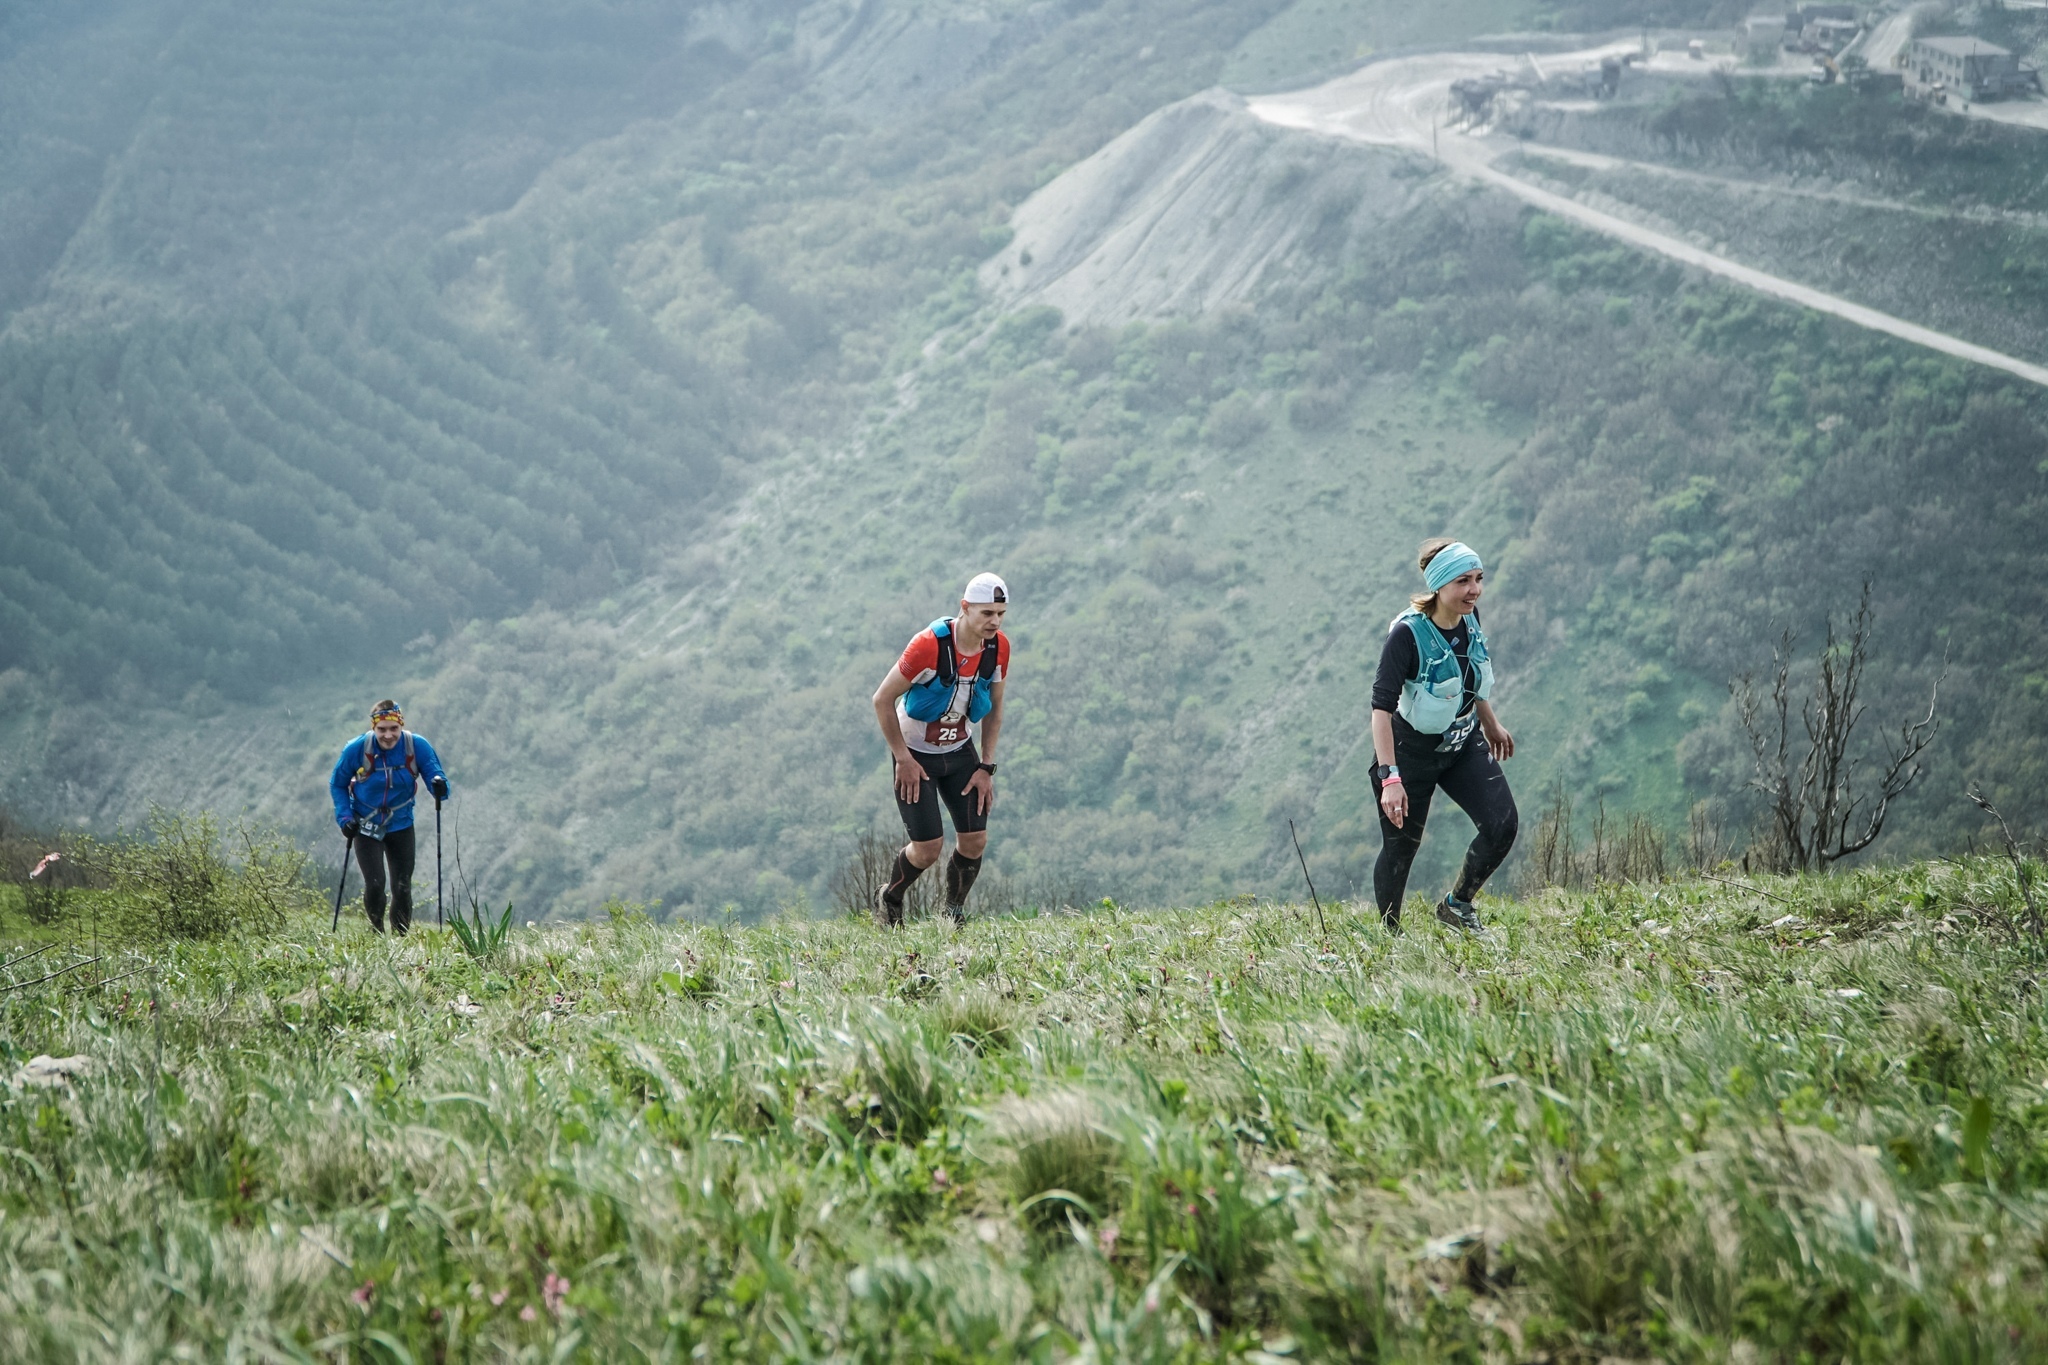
top-left (35, 168), bottom-right (2028, 919)
top-left (0, 0), bottom-right (1292, 697)
top-left (1509, 75), bottom-right (2048, 366)
top-left (5, 0), bottom-right (2048, 918)
top-left (1, 862), bottom-right (2043, 1359)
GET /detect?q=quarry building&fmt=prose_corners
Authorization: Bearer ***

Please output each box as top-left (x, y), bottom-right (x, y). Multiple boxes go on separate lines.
top-left (1905, 36), bottom-right (2042, 101)
top-left (1742, 14), bottom-right (1788, 59)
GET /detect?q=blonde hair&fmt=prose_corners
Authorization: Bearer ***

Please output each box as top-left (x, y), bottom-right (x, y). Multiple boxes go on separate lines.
top-left (1409, 537), bottom-right (1457, 613)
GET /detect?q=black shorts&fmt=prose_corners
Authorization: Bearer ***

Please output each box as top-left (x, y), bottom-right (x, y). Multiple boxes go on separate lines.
top-left (896, 742), bottom-right (988, 844)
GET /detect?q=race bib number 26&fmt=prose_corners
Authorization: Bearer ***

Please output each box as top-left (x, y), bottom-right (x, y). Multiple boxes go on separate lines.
top-left (923, 716), bottom-right (968, 747)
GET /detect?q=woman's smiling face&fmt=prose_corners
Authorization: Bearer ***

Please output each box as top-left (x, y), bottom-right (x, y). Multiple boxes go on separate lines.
top-left (1440, 568), bottom-right (1483, 615)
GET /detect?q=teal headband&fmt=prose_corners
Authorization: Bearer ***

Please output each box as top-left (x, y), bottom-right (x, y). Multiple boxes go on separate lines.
top-left (1424, 542), bottom-right (1483, 592)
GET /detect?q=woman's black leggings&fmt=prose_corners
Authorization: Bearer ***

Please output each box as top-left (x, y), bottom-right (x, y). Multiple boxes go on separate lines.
top-left (1370, 727), bottom-right (1518, 927)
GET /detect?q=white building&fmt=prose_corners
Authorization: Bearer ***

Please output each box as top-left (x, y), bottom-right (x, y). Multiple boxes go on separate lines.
top-left (1742, 14), bottom-right (1788, 59)
top-left (1906, 36), bottom-right (2041, 101)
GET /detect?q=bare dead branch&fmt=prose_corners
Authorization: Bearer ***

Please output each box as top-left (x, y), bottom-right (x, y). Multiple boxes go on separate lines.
top-left (1734, 581), bottom-right (1941, 871)
top-left (1967, 787), bottom-right (2043, 946)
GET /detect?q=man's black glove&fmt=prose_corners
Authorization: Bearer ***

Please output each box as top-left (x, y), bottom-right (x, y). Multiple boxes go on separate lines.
top-left (340, 818), bottom-right (361, 840)
top-left (429, 775), bottom-right (449, 802)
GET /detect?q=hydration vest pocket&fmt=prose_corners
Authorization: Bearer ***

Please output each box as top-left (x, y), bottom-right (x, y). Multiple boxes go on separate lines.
top-left (1400, 672), bottom-right (1463, 734)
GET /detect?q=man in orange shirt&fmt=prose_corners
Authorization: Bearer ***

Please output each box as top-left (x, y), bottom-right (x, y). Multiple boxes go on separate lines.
top-left (869, 573), bottom-right (1011, 926)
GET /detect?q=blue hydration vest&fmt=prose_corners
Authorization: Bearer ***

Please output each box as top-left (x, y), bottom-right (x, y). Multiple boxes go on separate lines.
top-left (902, 617), bottom-right (1000, 724)
top-left (329, 730), bottom-right (449, 838)
top-left (1391, 608), bottom-right (1493, 735)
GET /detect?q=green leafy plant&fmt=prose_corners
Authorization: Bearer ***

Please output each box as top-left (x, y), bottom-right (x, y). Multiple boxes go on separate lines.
top-left (450, 900), bottom-right (515, 960)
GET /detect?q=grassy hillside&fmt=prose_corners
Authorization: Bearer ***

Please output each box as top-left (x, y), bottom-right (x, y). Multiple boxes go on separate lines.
top-left (1, 862), bottom-right (2044, 1359)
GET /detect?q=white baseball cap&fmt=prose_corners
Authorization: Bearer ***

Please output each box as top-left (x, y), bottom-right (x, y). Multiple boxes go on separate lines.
top-left (963, 572), bottom-right (1009, 604)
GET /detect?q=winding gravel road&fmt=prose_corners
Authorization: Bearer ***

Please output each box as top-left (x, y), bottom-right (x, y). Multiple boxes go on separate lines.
top-left (1248, 50), bottom-right (2048, 389)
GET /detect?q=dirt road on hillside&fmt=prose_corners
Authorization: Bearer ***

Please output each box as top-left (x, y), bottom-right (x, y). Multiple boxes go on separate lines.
top-left (1248, 51), bottom-right (2048, 389)
top-left (1517, 141), bottom-right (2048, 230)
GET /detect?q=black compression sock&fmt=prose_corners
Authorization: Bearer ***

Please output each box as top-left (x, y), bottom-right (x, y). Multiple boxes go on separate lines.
top-left (944, 852), bottom-right (983, 913)
top-left (883, 851), bottom-right (927, 908)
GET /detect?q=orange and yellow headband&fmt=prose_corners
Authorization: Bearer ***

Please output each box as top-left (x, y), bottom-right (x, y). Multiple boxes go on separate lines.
top-left (370, 706), bottom-right (404, 726)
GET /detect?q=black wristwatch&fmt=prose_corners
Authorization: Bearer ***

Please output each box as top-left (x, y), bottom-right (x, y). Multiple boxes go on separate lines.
top-left (977, 762), bottom-right (998, 776)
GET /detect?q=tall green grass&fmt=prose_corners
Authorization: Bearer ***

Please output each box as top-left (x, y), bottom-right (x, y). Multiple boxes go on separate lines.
top-left (0, 862), bottom-right (2043, 1360)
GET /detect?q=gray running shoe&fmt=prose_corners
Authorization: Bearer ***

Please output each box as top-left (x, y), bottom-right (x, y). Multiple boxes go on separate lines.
top-left (876, 884), bottom-right (903, 928)
top-left (947, 905), bottom-right (966, 928)
top-left (1435, 893), bottom-right (1486, 935)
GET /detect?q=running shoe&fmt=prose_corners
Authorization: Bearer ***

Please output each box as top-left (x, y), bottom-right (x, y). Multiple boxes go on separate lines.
top-left (875, 884), bottom-right (903, 928)
top-left (1435, 893), bottom-right (1486, 935)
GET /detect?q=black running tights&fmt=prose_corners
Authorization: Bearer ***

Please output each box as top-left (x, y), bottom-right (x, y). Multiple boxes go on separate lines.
top-left (355, 825), bottom-right (417, 934)
top-left (1370, 732), bottom-right (1518, 926)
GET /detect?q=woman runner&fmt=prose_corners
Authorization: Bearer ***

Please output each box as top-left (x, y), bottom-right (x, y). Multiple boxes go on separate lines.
top-left (1368, 539), bottom-right (1518, 933)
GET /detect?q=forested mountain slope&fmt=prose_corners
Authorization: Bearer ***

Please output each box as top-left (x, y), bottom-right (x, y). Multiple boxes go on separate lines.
top-left (0, 0), bottom-right (739, 328)
top-left (0, 0), bottom-right (1278, 698)
top-left (3, 0), bottom-right (2044, 917)
top-left (0, 0), bottom-right (758, 693)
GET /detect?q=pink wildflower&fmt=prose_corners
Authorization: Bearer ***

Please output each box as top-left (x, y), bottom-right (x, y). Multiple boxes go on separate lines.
top-left (520, 1304), bottom-right (538, 1322)
top-left (931, 1167), bottom-right (950, 1189)
top-left (352, 1281), bottom-right (374, 1308)
top-left (542, 1272), bottom-right (571, 1318)
top-left (491, 1289), bottom-right (508, 1306)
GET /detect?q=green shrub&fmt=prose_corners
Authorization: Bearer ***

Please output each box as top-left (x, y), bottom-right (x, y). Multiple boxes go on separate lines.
top-left (73, 809), bottom-right (314, 944)
top-left (1201, 390), bottom-right (1269, 449)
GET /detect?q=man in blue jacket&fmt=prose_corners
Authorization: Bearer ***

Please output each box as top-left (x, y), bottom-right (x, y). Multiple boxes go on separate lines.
top-left (328, 700), bottom-right (450, 934)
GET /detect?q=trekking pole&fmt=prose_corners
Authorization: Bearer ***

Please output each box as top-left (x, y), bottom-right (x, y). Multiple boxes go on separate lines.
top-left (331, 834), bottom-right (354, 933)
top-left (435, 798), bottom-right (444, 928)
top-left (1287, 820), bottom-right (1329, 938)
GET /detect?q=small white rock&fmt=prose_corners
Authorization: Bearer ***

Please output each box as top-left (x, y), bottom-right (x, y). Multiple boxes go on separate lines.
top-left (15, 1054), bottom-right (93, 1088)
